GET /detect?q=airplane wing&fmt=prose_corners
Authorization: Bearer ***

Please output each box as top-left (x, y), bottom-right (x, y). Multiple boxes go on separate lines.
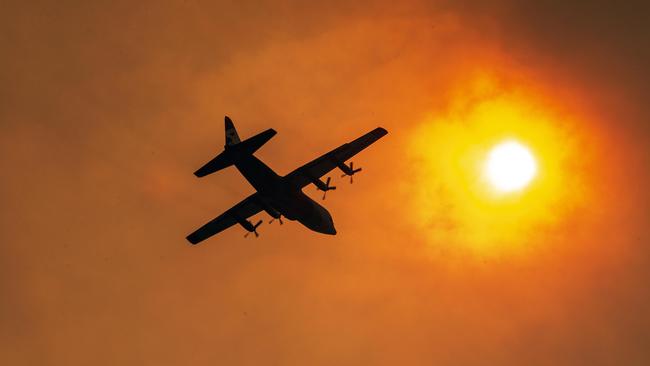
top-left (284, 127), bottom-right (388, 189)
top-left (186, 193), bottom-right (263, 244)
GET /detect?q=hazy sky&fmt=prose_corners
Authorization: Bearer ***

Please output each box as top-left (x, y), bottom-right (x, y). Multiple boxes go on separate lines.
top-left (2, 1), bottom-right (649, 365)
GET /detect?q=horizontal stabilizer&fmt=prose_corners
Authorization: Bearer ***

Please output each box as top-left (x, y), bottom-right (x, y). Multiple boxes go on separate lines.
top-left (193, 129), bottom-right (276, 177)
top-left (192, 116), bottom-right (276, 178)
top-left (194, 150), bottom-right (233, 177)
top-left (237, 128), bottom-right (277, 155)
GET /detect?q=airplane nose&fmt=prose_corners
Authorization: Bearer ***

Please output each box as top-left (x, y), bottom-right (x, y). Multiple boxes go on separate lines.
top-left (324, 219), bottom-right (337, 235)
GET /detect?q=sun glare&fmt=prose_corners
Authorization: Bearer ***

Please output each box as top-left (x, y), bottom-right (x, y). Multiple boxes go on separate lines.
top-left (407, 74), bottom-right (590, 257)
top-left (485, 140), bottom-right (537, 192)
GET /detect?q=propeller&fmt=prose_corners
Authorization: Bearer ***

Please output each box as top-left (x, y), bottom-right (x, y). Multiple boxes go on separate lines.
top-left (321, 177), bottom-right (336, 200)
top-left (340, 162), bottom-right (362, 184)
top-left (244, 220), bottom-right (263, 238)
top-left (268, 216), bottom-right (283, 225)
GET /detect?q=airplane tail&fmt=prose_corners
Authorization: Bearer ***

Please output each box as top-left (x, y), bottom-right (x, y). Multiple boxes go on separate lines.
top-left (194, 116), bottom-right (277, 177)
top-left (224, 116), bottom-right (240, 146)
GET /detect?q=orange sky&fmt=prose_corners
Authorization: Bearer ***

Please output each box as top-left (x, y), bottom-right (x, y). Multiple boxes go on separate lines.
top-left (2, 1), bottom-right (649, 365)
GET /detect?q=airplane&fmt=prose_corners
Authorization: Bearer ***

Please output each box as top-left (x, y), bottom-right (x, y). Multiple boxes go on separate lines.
top-left (186, 116), bottom-right (388, 244)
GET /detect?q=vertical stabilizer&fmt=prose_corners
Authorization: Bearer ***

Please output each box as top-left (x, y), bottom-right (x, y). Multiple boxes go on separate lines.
top-left (224, 116), bottom-right (240, 146)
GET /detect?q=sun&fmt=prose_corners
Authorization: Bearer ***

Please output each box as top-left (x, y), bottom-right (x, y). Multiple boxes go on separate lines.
top-left (407, 74), bottom-right (592, 257)
top-left (485, 140), bottom-right (537, 192)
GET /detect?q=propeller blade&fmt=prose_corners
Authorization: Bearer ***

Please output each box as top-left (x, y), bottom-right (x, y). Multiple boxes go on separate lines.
top-left (245, 220), bottom-right (263, 237)
top-left (340, 162), bottom-right (361, 183)
top-left (269, 216), bottom-right (284, 225)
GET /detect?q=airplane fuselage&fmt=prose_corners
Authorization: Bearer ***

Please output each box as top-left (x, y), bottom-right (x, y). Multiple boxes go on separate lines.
top-left (231, 151), bottom-right (336, 235)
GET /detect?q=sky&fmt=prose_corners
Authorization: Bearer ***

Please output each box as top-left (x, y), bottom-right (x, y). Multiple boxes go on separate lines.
top-left (1, 1), bottom-right (649, 365)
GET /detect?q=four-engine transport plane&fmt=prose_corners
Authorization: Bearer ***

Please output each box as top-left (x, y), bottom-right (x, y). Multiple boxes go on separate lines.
top-left (186, 116), bottom-right (388, 244)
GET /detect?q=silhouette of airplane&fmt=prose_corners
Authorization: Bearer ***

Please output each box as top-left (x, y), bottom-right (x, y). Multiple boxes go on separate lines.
top-left (186, 116), bottom-right (388, 244)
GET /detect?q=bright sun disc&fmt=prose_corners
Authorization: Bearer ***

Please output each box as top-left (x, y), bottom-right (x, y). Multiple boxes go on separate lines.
top-left (486, 140), bottom-right (537, 192)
